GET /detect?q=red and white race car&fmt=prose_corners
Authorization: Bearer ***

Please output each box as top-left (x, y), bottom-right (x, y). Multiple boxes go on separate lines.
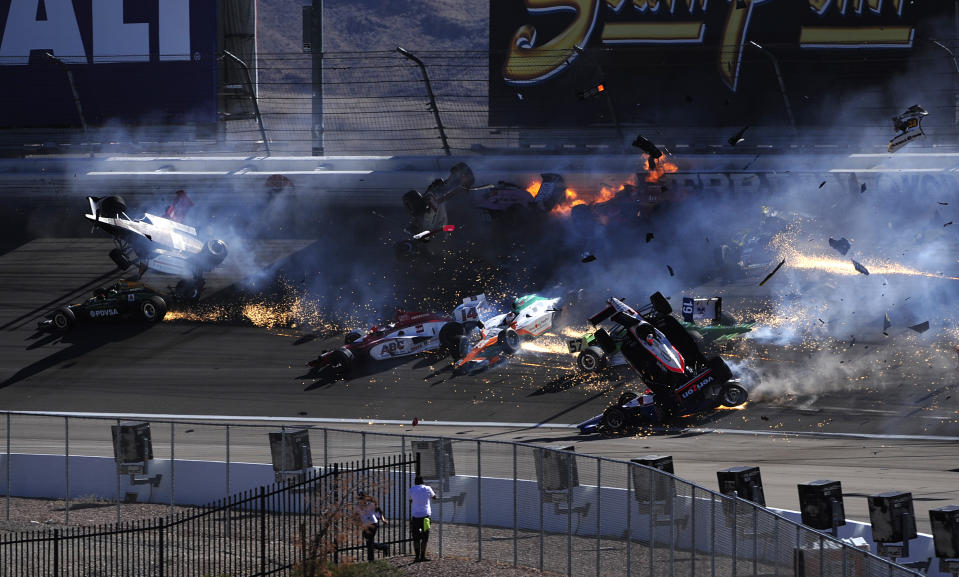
top-left (308, 310), bottom-right (469, 377)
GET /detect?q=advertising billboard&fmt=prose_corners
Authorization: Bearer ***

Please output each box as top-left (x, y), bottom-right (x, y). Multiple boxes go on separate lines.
top-left (0, 0), bottom-right (217, 127)
top-left (490, 0), bottom-right (953, 127)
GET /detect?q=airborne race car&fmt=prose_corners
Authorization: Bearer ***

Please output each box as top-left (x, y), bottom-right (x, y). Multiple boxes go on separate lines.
top-left (573, 294), bottom-right (748, 436)
top-left (37, 281), bottom-right (169, 332)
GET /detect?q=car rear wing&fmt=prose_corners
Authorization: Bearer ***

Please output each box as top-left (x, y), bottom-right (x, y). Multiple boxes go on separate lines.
top-left (681, 297), bottom-right (722, 323)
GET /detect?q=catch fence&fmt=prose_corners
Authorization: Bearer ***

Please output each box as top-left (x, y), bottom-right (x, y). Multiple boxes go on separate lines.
top-left (0, 412), bottom-right (923, 577)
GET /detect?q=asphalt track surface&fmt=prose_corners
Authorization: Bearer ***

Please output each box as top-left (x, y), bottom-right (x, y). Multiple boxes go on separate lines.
top-left (0, 165), bottom-right (957, 534)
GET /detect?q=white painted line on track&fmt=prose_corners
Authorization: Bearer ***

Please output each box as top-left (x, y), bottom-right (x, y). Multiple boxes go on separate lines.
top-left (828, 168), bottom-right (945, 173)
top-left (84, 170), bottom-right (373, 176)
top-left (8, 412), bottom-right (959, 441)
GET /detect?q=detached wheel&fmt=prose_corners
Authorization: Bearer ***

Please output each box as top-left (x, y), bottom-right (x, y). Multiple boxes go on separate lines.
top-left (108, 248), bottom-right (131, 270)
top-left (650, 292), bottom-right (672, 315)
top-left (601, 407), bottom-right (628, 435)
top-left (328, 348), bottom-right (354, 377)
top-left (174, 280), bottom-right (203, 302)
top-left (498, 328), bottom-right (520, 354)
top-left (720, 383), bottom-right (749, 407)
top-left (51, 307), bottom-right (76, 332)
top-left (140, 296), bottom-right (167, 323)
top-left (202, 239), bottom-right (228, 267)
top-left (576, 346), bottom-right (608, 372)
top-left (439, 322), bottom-right (464, 349)
top-left (344, 331), bottom-right (362, 345)
top-left (451, 334), bottom-right (471, 360)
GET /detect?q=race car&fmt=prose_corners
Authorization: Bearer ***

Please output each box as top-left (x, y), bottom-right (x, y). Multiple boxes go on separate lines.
top-left (568, 295), bottom-right (752, 372)
top-left (85, 193), bottom-right (228, 300)
top-left (307, 310), bottom-right (469, 377)
top-left (394, 163), bottom-right (474, 261)
top-left (37, 281), bottom-right (169, 332)
top-left (888, 104), bottom-right (927, 152)
top-left (471, 173), bottom-right (565, 220)
top-left (570, 294), bottom-right (743, 434)
top-left (447, 294), bottom-right (522, 375)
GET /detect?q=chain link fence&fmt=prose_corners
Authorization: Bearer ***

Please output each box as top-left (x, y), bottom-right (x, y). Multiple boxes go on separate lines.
top-left (0, 412), bottom-right (923, 577)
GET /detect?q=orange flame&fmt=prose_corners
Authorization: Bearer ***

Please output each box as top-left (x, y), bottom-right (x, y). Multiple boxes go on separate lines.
top-left (526, 180), bottom-right (541, 198)
top-left (644, 155), bottom-right (679, 182)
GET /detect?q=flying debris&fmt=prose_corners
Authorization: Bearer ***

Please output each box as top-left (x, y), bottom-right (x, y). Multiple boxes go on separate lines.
top-left (883, 313), bottom-right (891, 336)
top-left (828, 237), bottom-right (851, 256)
top-left (818, 181), bottom-right (826, 189)
top-left (631, 135), bottom-right (663, 160)
top-left (728, 126), bottom-right (748, 146)
top-left (938, 202), bottom-right (948, 206)
top-left (908, 321), bottom-right (930, 333)
top-left (860, 183), bottom-right (867, 194)
top-left (577, 82), bottom-right (606, 100)
top-left (667, 265), bottom-right (674, 277)
top-left (581, 252), bottom-right (596, 263)
top-left (852, 260), bottom-right (870, 275)
top-left (945, 222), bottom-right (953, 227)
top-left (888, 104), bottom-right (928, 152)
top-left (646, 232), bottom-right (654, 243)
top-left (759, 258), bottom-right (786, 286)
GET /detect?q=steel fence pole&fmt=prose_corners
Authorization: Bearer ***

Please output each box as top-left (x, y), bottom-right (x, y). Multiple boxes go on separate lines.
top-left (539, 449), bottom-right (544, 572)
top-left (753, 506), bottom-right (759, 577)
top-left (395, 46), bottom-right (451, 156)
top-left (595, 459), bottom-right (601, 577)
top-left (711, 494), bottom-right (716, 577)
top-left (64, 417), bottom-right (69, 525)
top-left (116, 418), bottom-right (121, 524)
top-left (477, 440), bottom-right (482, 562)
top-left (732, 496), bottom-right (738, 577)
top-left (323, 429), bottom-right (328, 470)
top-left (626, 463), bottom-right (632, 577)
top-left (648, 467), bottom-right (654, 577)
top-left (170, 422), bottom-right (175, 518)
top-left (513, 443), bottom-right (518, 568)
top-left (362, 431), bottom-right (366, 463)
top-left (567, 450), bottom-right (572, 577)
top-left (158, 518), bottom-right (164, 577)
top-left (819, 533), bottom-right (824, 577)
top-left (774, 516), bottom-right (780, 576)
top-left (5, 413), bottom-right (9, 520)
top-left (692, 486), bottom-right (697, 577)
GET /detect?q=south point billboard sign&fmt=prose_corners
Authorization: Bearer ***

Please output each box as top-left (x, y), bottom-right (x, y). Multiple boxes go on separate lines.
top-left (489, 0), bottom-right (949, 127)
top-left (0, 0), bottom-right (216, 127)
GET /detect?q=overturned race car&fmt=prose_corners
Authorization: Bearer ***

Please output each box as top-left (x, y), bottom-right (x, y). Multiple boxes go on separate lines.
top-left (572, 294), bottom-right (748, 436)
top-left (38, 281), bottom-right (169, 332)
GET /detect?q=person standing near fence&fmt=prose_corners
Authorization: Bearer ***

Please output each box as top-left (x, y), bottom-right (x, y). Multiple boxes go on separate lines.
top-left (357, 491), bottom-right (389, 562)
top-left (407, 476), bottom-right (437, 562)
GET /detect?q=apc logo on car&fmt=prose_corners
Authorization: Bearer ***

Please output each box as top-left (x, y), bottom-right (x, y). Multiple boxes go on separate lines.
top-left (379, 340), bottom-right (415, 356)
top-left (90, 309), bottom-right (119, 318)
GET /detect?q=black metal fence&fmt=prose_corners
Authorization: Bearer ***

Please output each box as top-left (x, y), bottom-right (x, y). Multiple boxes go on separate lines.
top-left (0, 454), bottom-right (415, 577)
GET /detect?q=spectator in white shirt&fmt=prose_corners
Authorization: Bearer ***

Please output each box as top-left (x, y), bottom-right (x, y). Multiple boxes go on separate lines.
top-left (406, 476), bottom-right (436, 562)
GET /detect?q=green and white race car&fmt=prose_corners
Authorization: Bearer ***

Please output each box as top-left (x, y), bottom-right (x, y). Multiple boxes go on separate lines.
top-left (567, 296), bottom-right (752, 372)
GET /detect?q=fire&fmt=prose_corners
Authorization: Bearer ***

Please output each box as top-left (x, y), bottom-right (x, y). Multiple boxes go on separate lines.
top-left (716, 402), bottom-right (748, 411)
top-left (526, 180), bottom-right (541, 198)
top-left (644, 155), bottom-right (679, 183)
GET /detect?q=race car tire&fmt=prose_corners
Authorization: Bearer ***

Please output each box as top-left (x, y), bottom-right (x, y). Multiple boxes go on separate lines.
top-left (650, 291), bottom-right (672, 315)
top-left (576, 346), bottom-right (608, 372)
top-left (51, 307), bottom-right (76, 332)
top-left (139, 296), bottom-right (167, 323)
top-left (328, 348), bottom-right (354, 377)
top-left (593, 328), bottom-right (618, 355)
top-left (618, 390), bottom-right (639, 406)
top-left (708, 356), bottom-right (734, 384)
top-left (451, 335), bottom-right (471, 361)
top-left (601, 407), bottom-right (629, 436)
top-left (656, 315), bottom-right (707, 367)
top-left (344, 331), bottom-right (362, 345)
top-left (174, 279), bottom-right (203, 302)
top-left (402, 190), bottom-right (429, 216)
top-left (439, 322), bottom-right (465, 350)
top-left (498, 328), bottom-right (521, 355)
top-left (108, 248), bottom-right (131, 271)
top-left (201, 239), bottom-right (229, 267)
top-left (720, 383), bottom-right (749, 407)
top-left (393, 240), bottom-right (415, 262)
top-left (99, 196), bottom-right (127, 218)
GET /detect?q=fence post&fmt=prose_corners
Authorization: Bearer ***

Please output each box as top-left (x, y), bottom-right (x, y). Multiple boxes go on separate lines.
top-left (538, 449), bottom-right (544, 571)
top-left (626, 463), bottom-right (632, 577)
top-left (753, 506), bottom-right (759, 577)
top-left (567, 449), bottom-right (572, 577)
top-left (260, 486), bottom-right (267, 576)
top-left (477, 440), bottom-right (482, 562)
top-left (5, 413), bottom-right (9, 520)
top-left (53, 528), bottom-right (59, 576)
top-left (648, 467), bottom-right (654, 577)
top-left (691, 486), bottom-right (697, 576)
top-left (732, 496), bottom-right (738, 577)
top-left (64, 417), bottom-right (69, 525)
top-left (158, 518), bottom-right (164, 577)
top-left (513, 443), bottom-right (518, 568)
top-left (395, 46), bottom-right (451, 156)
top-left (595, 459), bottom-right (601, 577)
top-left (170, 422), bottom-right (175, 519)
top-left (711, 494), bottom-right (717, 577)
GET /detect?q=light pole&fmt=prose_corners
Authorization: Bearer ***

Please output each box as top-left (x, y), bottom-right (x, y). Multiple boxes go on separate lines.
top-left (748, 41), bottom-right (796, 130)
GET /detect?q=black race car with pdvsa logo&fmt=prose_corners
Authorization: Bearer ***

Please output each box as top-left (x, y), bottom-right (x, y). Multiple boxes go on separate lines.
top-left (37, 281), bottom-right (169, 332)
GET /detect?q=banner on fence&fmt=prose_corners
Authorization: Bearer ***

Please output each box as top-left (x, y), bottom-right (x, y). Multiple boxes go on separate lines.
top-left (489, 0), bottom-right (953, 127)
top-left (0, 0), bottom-right (217, 127)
